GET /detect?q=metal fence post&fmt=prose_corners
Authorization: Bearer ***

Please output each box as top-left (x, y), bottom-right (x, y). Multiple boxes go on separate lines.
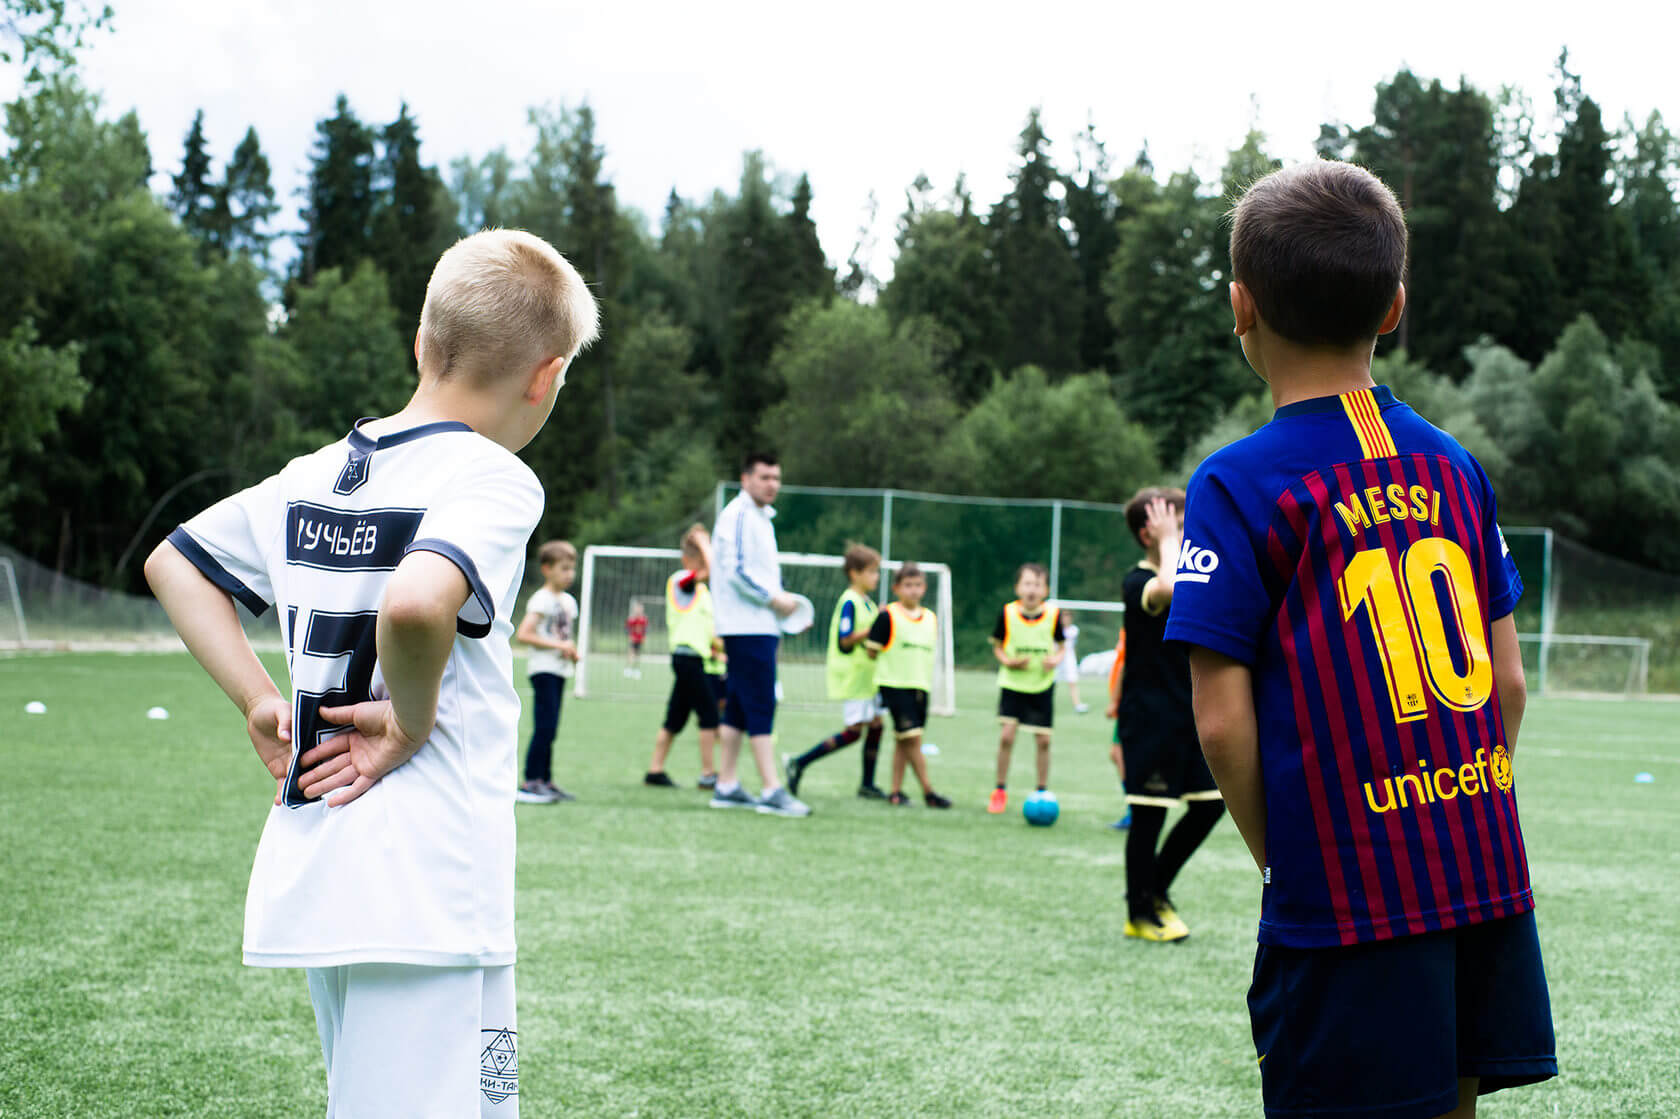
top-left (1049, 500), bottom-right (1063, 601)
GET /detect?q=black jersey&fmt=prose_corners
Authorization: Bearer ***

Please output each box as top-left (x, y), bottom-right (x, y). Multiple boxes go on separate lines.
top-left (1117, 564), bottom-right (1196, 745)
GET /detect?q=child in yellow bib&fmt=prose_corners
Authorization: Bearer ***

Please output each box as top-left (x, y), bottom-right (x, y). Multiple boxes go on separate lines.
top-left (784, 545), bottom-right (889, 800)
top-left (645, 525), bottom-right (723, 787)
top-left (987, 562), bottom-right (1066, 814)
top-left (865, 563), bottom-right (951, 808)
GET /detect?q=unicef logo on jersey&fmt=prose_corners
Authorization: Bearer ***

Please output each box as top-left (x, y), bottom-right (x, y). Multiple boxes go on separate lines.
top-left (1176, 539), bottom-right (1220, 584)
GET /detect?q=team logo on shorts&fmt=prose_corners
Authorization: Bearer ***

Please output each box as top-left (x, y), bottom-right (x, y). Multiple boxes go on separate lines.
top-left (480, 1028), bottom-right (519, 1105)
top-left (1490, 744), bottom-right (1514, 792)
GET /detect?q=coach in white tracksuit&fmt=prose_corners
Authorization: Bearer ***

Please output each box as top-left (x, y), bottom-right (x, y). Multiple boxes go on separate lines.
top-left (709, 452), bottom-right (808, 816)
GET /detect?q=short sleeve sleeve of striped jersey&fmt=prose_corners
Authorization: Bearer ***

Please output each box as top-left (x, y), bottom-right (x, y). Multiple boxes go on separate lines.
top-left (1165, 458), bottom-right (1273, 665)
top-left (1470, 458), bottom-right (1523, 621)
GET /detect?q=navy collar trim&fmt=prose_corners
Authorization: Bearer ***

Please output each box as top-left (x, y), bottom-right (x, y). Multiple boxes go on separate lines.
top-left (347, 418), bottom-right (475, 454)
top-left (1274, 384), bottom-right (1399, 419)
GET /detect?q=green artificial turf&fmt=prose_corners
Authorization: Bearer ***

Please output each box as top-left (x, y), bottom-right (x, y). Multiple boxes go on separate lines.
top-left (2, 652), bottom-right (1675, 1117)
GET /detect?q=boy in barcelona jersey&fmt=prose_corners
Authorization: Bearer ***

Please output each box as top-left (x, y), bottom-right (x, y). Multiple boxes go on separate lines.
top-left (146, 230), bottom-right (599, 1118)
top-left (1166, 161), bottom-right (1554, 1119)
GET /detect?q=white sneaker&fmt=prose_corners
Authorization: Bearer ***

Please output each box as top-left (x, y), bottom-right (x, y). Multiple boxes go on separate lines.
top-left (756, 787), bottom-right (811, 818)
top-left (1074, 703), bottom-right (1090, 714)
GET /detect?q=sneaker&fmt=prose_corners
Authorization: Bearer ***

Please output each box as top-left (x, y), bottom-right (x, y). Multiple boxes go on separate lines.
top-left (755, 787), bottom-right (811, 818)
top-left (540, 781), bottom-right (575, 802)
top-left (987, 788), bottom-right (1008, 814)
top-left (924, 791), bottom-right (953, 809)
top-left (783, 754), bottom-right (805, 797)
top-left (1124, 913), bottom-right (1188, 943)
top-left (623, 668), bottom-right (635, 678)
top-left (709, 784), bottom-right (758, 810)
top-left (1153, 897), bottom-right (1190, 939)
top-left (1109, 810), bottom-right (1133, 831)
top-left (888, 791), bottom-right (913, 806)
top-left (516, 780), bottom-right (558, 804)
top-left (1074, 703), bottom-right (1090, 714)
top-left (697, 772), bottom-right (718, 790)
top-left (857, 783), bottom-right (888, 800)
top-left (644, 771), bottom-right (677, 788)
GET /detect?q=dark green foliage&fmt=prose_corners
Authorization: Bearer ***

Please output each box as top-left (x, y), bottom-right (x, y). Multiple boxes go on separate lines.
top-left (297, 94), bottom-right (377, 289)
top-left (370, 103), bottom-right (459, 346)
top-left (987, 109), bottom-right (1082, 375)
top-left (222, 127), bottom-right (279, 263)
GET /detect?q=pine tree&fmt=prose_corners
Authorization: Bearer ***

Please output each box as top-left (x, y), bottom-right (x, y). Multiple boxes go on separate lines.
top-left (988, 109), bottom-right (1082, 375)
top-left (222, 126), bottom-right (277, 263)
top-left (785, 174), bottom-right (833, 301)
top-left (297, 94), bottom-right (376, 290)
top-left (372, 103), bottom-right (457, 342)
top-left (170, 108), bottom-right (221, 251)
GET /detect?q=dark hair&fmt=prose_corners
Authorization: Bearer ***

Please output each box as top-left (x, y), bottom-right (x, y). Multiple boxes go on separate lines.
top-left (1124, 487), bottom-right (1186, 546)
top-left (1230, 161), bottom-right (1408, 347)
top-left (892, 561), bottom-right (925, 586)
top-left (844, 542), bottom-right (882, 574)
top-left (742, 451), bottom-right (779, 474)
top-left (1015, 562), bottom-right (1048, 585)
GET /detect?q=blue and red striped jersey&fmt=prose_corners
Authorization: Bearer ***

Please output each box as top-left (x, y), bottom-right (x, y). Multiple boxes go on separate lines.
top-left (1165, 385), bottom-right (1532, 948)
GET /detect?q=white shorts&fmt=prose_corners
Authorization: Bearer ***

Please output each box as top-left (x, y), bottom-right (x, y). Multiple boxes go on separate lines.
top-left (841, 695), bottom-right (885, 727)
top-left (306, 963), bottom-right (518, 1118)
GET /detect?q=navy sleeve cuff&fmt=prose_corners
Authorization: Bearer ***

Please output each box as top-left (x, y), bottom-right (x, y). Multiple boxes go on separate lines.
top-left (166, 527), bottom-right (271, 616)
top-left (405, 538), bottom-right (494, 638)
top-left (1163, 617), bottom-right (1257, 667)
top-left (1488, 569), bottom-right (1523, 623)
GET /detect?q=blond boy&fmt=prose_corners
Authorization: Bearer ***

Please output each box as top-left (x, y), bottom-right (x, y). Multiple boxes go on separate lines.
top-left (987, 562), bottom-right (1065, 813)
top-left (145, 230), bottom-right (597, 1118)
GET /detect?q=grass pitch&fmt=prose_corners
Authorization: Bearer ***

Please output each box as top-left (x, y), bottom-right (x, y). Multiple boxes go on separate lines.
top-left (2, 652), bottom-right (1676, 1117)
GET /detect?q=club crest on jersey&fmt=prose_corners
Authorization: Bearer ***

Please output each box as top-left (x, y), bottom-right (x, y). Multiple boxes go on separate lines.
top-left (1490, 744), bottom-right (1514, 792)
top-left (334, 452), bottom-right (371, 495)
top-left (1176, 539), bottom-right (1220, 584)
top-left (480, 1028), bottom-right (519, 1105)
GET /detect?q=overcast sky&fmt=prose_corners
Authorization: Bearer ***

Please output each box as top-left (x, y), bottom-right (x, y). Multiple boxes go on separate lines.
top-left (19, 0), bottom-right (1680, 278)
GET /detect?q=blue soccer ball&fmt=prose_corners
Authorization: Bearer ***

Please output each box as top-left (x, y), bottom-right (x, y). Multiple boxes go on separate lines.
top-left (1023, 790), bottom-right (1059, 827)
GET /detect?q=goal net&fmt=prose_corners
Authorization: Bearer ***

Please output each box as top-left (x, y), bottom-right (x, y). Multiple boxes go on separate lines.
top-left (574, 546), bottom-right (957, 716)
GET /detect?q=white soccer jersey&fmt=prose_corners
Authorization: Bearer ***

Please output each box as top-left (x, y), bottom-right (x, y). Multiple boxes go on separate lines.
top-left (171, 418), bottom-right (543, 968)
top-left (521, 586), bottom-right (577, 678)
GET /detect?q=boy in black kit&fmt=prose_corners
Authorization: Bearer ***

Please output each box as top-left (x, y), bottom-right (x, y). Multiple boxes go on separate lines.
top-left (1118, 487), bottom-right (1225, 942)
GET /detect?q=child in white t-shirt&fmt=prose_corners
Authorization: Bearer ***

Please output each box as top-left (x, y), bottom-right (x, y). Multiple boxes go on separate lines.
top-left (1057, 611), bottom-right (1089, 713)
top-left (145, 229), bottom-right (598, 1118)
top-left (515, 540), bottom-right (579, 803)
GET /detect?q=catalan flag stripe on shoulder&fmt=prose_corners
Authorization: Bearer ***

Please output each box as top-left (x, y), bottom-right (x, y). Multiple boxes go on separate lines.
top-left (1338, 388), bottom-right (1398, 459)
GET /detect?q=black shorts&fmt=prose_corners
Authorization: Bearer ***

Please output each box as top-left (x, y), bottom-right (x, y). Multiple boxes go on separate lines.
top-left (663, 653), bottom-right (721, 734)
top-left (997, 687), bottom-right (1053, 734)
top-left (878, 686), bottom-right (929, 737)
top-left (1249, 910), bottom-right (1556, 1118)
top-left (1121, 728), bottom-right (1218, 805)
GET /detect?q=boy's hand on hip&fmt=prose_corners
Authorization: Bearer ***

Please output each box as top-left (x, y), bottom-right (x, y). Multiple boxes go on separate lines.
top-left (296, 700), bottom-right (428, 807)
top-left (245, 695), bottom-right (293, 781)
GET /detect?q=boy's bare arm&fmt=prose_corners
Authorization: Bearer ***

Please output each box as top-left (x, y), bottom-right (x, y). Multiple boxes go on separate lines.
top-left (989, 637), bottom-right (1027, 669)
top-left (1489, 614), bottom-right (1526, 754)
top-left (1044, 640), bottom-right (1066, 669)
top-left (1188, 647), bottom-right (1266, 873)
top-left (145, 543), bottom-right (293, 794)
top-left (514, 611), bottom-right (566, 650)
top-left (297, 552), bottom-right (468, 806)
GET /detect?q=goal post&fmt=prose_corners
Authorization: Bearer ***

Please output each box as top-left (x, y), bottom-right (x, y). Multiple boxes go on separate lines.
top-left (574, 546), bottom-right (957, 716)
top-left (0, 557), bottom-right (26, 643)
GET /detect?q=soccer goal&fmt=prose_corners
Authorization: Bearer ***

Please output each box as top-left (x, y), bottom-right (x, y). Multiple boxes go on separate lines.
top-left (1518, 633), bottom-right (1652, 696)
top-left (1050, 598), bottom-right (1126, 680)
top-left (574, 546), bottom-right (957, 716)
top-left (0, 558), bottom-right (26, 643)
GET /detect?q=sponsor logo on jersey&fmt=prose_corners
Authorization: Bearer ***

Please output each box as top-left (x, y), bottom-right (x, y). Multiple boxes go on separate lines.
top-left (285, 503), bottom-right (423, 571)
top-left (480, 1027), bottom-right (519, 1105)
top-left (1176, 539), bottom-right (1220, 583)
top-left (1361, 747), bottom-right (1511, 815)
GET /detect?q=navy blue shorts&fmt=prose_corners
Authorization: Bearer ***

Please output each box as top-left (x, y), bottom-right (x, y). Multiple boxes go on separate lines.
top-left (1248, 909), bottom-right (1556, 1119)
top-left (721, 635), bottom-right (779, 736)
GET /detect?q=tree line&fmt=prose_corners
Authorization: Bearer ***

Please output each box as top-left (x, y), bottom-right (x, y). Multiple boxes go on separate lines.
top-left (4, 44), bottom-right (1680, 593)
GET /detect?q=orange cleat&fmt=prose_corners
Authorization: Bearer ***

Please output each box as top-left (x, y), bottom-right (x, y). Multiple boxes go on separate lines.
top-left (987, 787), bottom-right (1008, 814)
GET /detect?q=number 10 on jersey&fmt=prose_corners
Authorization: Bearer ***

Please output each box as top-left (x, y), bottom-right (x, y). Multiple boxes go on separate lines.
top-left (1338, 538), bottom-right (1493, 724)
